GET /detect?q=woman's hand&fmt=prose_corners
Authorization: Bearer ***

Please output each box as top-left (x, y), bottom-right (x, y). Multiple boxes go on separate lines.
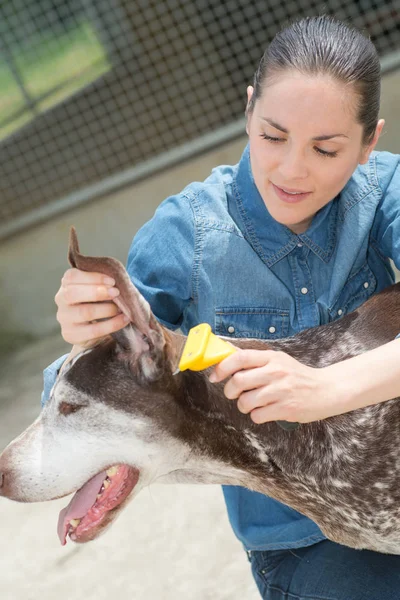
top-left (54, 268), bottom-right (130, 347)
top-left (209, 349), bottom-right (350, 425)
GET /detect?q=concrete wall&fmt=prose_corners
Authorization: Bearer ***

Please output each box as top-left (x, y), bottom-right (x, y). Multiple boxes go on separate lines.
top-left (0, 70), bottom-right (399, 338)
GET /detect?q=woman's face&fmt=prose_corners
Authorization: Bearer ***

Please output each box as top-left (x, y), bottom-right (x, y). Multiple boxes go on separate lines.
top-left (246, 71), bottom-right (384, 234)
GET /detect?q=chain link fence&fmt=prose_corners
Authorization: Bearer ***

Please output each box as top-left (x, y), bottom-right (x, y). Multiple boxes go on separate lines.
top-left (1, 0), bottom-right (399, 239)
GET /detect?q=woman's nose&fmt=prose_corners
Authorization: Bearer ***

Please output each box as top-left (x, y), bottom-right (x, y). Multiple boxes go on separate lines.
top-left (279, 148), bottom-right (309, 181)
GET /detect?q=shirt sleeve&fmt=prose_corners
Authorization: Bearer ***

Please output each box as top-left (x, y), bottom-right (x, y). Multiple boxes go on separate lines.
top-left (126, 191), bottom-right (196, 329)
top-left (371, 153), bottom-right (400, 270)
top-left (40, 354), bottom-right (69, 407)
top-left (41, 191), bottom-right (196, 408)
top-left (370, 154), bottom-right (400, 342)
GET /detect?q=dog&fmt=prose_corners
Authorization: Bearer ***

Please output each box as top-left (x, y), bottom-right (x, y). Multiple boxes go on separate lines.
top-left (1, 227), bottom-right (400, 554)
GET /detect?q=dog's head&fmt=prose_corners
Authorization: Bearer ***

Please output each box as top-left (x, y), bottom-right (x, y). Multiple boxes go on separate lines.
top-left (0, 229), bottom-right (266, 547)
top-left (0, 229), bottom-right (212, 546)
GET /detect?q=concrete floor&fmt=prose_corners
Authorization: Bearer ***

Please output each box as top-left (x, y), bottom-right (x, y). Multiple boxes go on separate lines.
top-left (0, 334), bottom-right (260, 600)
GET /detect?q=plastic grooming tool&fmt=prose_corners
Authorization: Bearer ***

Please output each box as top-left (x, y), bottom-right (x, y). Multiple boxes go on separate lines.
top-left (177, 323), bottom-right (300, 432)
top-left (178, 323), bottom-right (236, 371)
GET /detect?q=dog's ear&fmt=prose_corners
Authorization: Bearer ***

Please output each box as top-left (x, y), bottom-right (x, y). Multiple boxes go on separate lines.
top-left (68, 227), bottom-right (173, 383)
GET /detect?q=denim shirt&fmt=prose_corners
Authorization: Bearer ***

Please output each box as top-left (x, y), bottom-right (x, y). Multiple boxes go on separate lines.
top-left (42, 144), bottom-right (400, 551)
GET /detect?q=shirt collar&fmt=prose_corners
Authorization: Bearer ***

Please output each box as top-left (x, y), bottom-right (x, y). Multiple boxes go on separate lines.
top-left (232, 144), bottom-right (337, 267)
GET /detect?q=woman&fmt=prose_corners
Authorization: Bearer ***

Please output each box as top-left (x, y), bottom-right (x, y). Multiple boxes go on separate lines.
top-left (44, 15), bottom-right (400, 599)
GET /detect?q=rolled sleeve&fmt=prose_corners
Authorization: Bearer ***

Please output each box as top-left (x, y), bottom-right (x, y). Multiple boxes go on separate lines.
top-left (126, 192), bottom-right (195, 329)
top-left (41, 354), bottom-right (69, 408)
top-left (371, 153), bottom-right (400, 269)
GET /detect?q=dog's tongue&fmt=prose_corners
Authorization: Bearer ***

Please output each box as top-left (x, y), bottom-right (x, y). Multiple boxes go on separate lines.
top-left (57, 471), bottom-right (107, 545)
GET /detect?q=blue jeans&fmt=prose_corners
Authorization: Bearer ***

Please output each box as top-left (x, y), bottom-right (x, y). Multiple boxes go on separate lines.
top-left (247, 540), bottom-right (400, 599)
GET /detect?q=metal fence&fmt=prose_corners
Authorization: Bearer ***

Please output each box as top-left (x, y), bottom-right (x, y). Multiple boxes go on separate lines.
top-left (1, 0), bottom-right (399, 239)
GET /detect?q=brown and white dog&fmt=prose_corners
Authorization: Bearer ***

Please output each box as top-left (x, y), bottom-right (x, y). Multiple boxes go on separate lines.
top-left (1, 228), bottom-right (400, 553)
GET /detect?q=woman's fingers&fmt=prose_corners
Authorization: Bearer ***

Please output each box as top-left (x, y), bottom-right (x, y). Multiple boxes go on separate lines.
top-left (54, 268), bottom-right (127, 345)
top-left (57, 300), bottom-right (122, 326)
top-left (57, 283), bottom-right (120, 306)
top-left (210, 349), bottom-right (274, 383)
top-left (61, 268), bottom-right (115, 287)
top-left (55, 268), bottom-right (118, 307)
top-left (61, 311), bottom-right (130, 345)
top-left (236, 389), bottom-right (278, 414)
top-left (223, 366), bottom-right (272, 400)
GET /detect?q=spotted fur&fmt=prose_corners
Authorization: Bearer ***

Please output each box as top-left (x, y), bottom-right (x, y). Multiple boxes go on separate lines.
top-left (1, 228), bottom-right (400, 553)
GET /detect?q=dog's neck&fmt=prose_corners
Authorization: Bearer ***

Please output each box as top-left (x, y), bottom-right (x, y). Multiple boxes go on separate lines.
top-left (170, 360), bottom-right (388, 487)
top-left (171, 366), bottom-right (318, 479)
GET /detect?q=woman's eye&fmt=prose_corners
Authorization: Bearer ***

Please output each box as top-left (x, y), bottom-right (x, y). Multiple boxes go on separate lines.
top-left (315, 147), bottom-right (338, 158)
top-left (260, 133), bottom-right (283, 143)
top-left (260, 133), bottom-right (338, 158)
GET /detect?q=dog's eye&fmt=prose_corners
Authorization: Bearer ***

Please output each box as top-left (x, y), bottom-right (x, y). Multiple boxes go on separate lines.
top-left (59, 402), bottom-right (84, 416)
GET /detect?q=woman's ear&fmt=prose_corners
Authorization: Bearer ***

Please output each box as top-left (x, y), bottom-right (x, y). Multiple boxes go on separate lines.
top-left (245, 86), bottom-right (254, 135)
top-left (359, 119), bottom-right (385, 164)
top-left (246, 85), bottom-right (254, 106)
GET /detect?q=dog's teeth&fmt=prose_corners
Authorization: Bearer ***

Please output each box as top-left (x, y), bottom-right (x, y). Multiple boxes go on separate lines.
top-left (70, 519), bottom-right (81, 528)
top-left (106, 466), bottom-right (118, 477)
top-left (103, 479), bottom-right (110, 489)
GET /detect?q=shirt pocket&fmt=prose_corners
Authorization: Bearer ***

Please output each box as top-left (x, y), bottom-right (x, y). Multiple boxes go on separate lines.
top-left (328, 262), bottom-right (377, 321)
top-left (215, 307), bottom-right (290, 339)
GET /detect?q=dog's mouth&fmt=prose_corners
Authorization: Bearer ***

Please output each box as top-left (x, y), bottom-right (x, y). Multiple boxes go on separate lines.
top-left (57, 464), bottom-right (139, 545)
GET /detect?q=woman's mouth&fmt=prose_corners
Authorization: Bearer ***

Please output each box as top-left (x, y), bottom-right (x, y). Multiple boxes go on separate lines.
top-left (272, 183), bottom-right (312, 204)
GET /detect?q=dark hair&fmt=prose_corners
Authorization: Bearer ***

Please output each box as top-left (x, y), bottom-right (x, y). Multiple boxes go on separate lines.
top-left (247, 15), bottom-right (381, 145)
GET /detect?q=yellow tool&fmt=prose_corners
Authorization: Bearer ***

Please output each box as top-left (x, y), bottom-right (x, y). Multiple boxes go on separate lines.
top-left (178, 323), bottom-right (236, 371)
top-left (177, 323), bottom-right (300, 432)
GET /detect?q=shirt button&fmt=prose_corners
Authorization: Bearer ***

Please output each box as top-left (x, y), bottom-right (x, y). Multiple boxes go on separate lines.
top-left (297, 243), bottom-right (303, 247)
top-left (269, 326), bottom-right (276, 334)
top-left (363, 282), bottom-right (369, 289)
top-left (301, 287), bottom-right (308, 294)
top-left (338, 309), bottom-right (343, 316)
top-left (227, 326), bottom-right (235, 334)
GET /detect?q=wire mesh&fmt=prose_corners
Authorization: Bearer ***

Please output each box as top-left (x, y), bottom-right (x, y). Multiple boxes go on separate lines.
top-left (0, 0), bottom-right (399, 233)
